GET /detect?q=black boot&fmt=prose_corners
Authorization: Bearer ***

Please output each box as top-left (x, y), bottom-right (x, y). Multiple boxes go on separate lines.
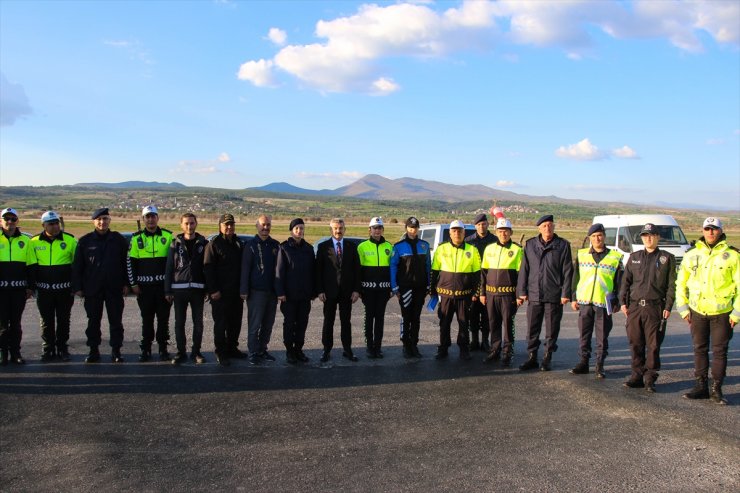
top-left (411, 344), bottom-right (421, 358)
top-left (435, 346), bottom-right (448, 360)
top-left (501, 351), bottom-right (512, 367)
top-left (480, 333), bottom-right (491, 353)
top-left (158, 344), bottom-right (171, 361)
top-left (41, 349), bottom-right (56, 363)
top-left (519, 352), bottom-right (538, 371)
top-left (0, 349), bottom-right (8, 366)
top-left (683, 377), bottom-right (709, 400)
top-left (402, 341), bottom-right (414, 359)
top-left (570, 356), bottom-right (589, 374)
top-left (111, 348), bottom-right (124, 363)
top-left (469, 332), bottom-right (480, 352)
top-left (540, 351), bottom-right (552, 371)
top-left (85, 346), bottom-right (100, 363)
top-left (594, 361), bottom-right (605, 379)
top-left (710, 381), bottom-right (727, 405)
top-left (138, 346), bottom-right (151, 362)
top-left (58, 346), bottom-right (71, 362)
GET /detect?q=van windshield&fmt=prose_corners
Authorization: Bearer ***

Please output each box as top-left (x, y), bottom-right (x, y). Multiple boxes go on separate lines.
top-left (626, 225), bottom-right (688, 246)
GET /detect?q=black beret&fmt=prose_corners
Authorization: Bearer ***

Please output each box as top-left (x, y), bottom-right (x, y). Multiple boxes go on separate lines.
top-left (473, 213), bottom-right (488, 225)
top-left (587, 223), bottom-right (605, 236)
top-left (91, 207), bottom-right (109, 220)
top-left (405, 216), bottom-right (420, 228)
top-left (289, 218), bottom-right (305, 230)
top-left (536, 214), bottom-right (554, 226)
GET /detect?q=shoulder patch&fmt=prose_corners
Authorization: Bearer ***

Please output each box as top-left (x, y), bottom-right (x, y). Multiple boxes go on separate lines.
top-left (729, 245), bottom-right (740, 254)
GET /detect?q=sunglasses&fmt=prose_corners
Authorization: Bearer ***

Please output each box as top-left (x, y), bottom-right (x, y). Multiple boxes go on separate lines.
top-left (703, 227), bottom-right (719, 232)
top-left (2, 216), bottom-right (18, 222)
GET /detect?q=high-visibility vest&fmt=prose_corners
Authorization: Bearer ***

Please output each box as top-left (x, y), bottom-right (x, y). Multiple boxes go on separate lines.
top-left (575, 248), bottom-right (622, 307)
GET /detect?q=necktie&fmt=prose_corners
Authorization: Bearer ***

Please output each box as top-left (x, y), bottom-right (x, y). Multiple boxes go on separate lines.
top-left (336, 241), bottom-right (343, 266)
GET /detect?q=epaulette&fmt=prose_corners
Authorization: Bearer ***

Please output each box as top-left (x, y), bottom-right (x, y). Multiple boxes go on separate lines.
top-left (729, 245), bottom-right (739, 254)
top-left (513, 241), bottom-right (522, 248)
top-left (63, 231), bottom-right (76, 238)
top-left (132, 231), bottom-right (143, 237)
top-left (161, 227), bottom-right (172, 234)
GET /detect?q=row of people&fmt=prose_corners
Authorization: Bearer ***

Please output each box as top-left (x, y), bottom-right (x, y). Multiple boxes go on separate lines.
top-left (0, 207), bottom-right (736, 403)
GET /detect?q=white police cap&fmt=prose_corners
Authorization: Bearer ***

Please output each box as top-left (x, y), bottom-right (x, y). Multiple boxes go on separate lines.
top-left (142, 205), bottom-right (158, 216)
top-left (41, 210), bottom-right (61, 223)
top-left (369, 216), bottom-right (384, 227)
top-left (449, 219), bottom-right (465, 229)
top-left (495, 218), bottom-right (512, 230)
top-left (702, 217), bottom-right (723, 230)
top-left (1, 208), bottom-right (18, 218)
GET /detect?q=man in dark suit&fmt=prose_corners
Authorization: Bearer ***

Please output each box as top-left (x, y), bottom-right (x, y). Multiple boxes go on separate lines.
top-left (316, 218), bottom-right (361, 362)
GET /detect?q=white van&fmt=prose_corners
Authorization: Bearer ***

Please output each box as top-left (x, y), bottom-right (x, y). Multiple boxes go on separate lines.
top-left (417, 223), bottom-right (476, 257)
top-left (590, 214), bottom-right (690, 268)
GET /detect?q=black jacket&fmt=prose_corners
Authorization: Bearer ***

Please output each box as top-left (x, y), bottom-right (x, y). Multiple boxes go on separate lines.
top-left (619, 248), bottom-right (676, 311)
top-left (164, 233), bottom-right (208, 294)
top-left (465, 231), bottom-right (498, 257)
top-left (240, 235), bottom-right (280, 295)
top-left (72, 230), bottom-right (129, 296)
top-left (517, 234), bottom-right (573, 303)
top-left (203, 234), bottom-right (242, 296)
top-left (315, 238), bottom-right (361, 299)
top-left (275, 237), bottom-right (315, 301)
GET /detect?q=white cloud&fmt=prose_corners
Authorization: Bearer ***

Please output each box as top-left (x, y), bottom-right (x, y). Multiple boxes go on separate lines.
top-left (268, 28), bottom-right (287, 46)
top-left (218, 152), bottom-right (231, 162)
top-left (555, 138), bottom-right (606, 161)
top-left (0, 73), bottom-right (32, 126)
top-left (171, 153), bottom-right (236, 174)
top-left (495, 180), bottom-right (516, 188)
top-left (237, 0), bottom-right (739, 95)
top-left (296, 171), bottom-right (364, 180)
top-left (371, 77), bottom-right (400, 94)
top-left (237, 59), bottom-right (277, 87)
top-left (706, 138), bottom-right (725, 145)
top-left (611, 145), bottom-right (639, 159)
top-left (104, 39), bottom-right (154, 65)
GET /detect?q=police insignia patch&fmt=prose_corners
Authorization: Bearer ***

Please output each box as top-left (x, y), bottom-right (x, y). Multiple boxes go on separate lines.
top-left (465, 251), bottom-right (471, 258)
top-left (161, 237), bottom-right (167, 244)
top-left (659, 256), bottom-right (666, 264)
top-left (385, 249), bottom-right (390, 255)
top-left (723, 252), bottom-right (730, 260)
top-left (18, 241), bottom-right (24, 248)
top-left (508, 251), bottom-right (514, 257)
top-left (60, 242), bottom-right (67, 250)
top-left (197, 245), bottom-right (204, 254)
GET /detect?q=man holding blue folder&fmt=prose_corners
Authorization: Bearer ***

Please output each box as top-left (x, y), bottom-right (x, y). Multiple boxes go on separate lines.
top-left (570, 223), bottom-right (623, 378)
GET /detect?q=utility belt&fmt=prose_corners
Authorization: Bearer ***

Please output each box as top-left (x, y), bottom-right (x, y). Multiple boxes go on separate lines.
top-left (36, 281), bottom-right (71, 290)
top-left (630, 299), bottom-right (662, 307)
top-left (436, 287), bottom-right (474, 297)
top-left (485, 285), bottom-right (516, 294)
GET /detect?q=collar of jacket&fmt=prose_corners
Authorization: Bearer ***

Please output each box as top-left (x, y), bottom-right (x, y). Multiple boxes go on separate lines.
top-left (143, 227), bottom-right (162, 237)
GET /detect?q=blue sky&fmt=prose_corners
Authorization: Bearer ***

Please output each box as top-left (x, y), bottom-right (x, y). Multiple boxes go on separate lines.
top-left (1, 0), bottom-right (738, 210)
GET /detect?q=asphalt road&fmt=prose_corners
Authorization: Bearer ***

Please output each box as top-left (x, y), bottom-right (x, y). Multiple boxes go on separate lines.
top-left (1, 297), bottom-right (738, 492)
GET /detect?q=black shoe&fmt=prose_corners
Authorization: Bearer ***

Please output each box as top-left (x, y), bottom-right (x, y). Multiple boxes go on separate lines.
top-left (260, 351), bottom-right (276, 362)
top-left (570, 359), bottom-right (589, 375)
top-left (645, 381), bottom-right (656, 393)
top-left (296, 350), bottom-right (310, 363)
top-left (10, 353), bottom-right (25, 365)
top-left (343, 351), bottom-right (359, 362)
top-left (171, 352), bottom-right (187, 365)
top-left (59, 348), bottom-right (71, 362)
top-left (710, 381), bottom-right (727, 405)
top-left (41, 351), bottom-right (56, 363)
top-left (285, 349), bottom-right (298, 365)
top-left (502, 353), bottom-right (512, 367)
top-left (460, 348), bottom-right (472, 361)
top-left (402, 346), bottom-right (415, 359)
top-left (248, 354), bottom-right (261, 365)
top-left (320, 351), bottom-right (331, 363)
top-left (366, 348), bottom-right (378, 359)
top-left (435, 348), bottom-right (448, 360)
top-left (0, 349), bottom-right (8, 366)
top-left (85, 347), bottom-right (100, 363)
top-left (230, 348), bottom-right (248, 360)
top-left (375, 348), bottom-right (385, 359)
top-left (138, 349), bottom-right (151, 362)
top-left (411, 345), bottom-right (421, 358)
top-left (111, 349), bottom-right (124, 363)
top-left (158, 350), bottom-right (171, 362)
top-left (216, 354), bottom-right (230, 367)
top-left (594, 363), bottom-right (605, 379)
top-left (683, 377), bottom-right (710, 399)
top-left (484, 350), bottom-right (501, 363)
top-left (519, 353), bottom-right (538, 371)
top-left (469, 340), bottom-right (481, 352)
top-left (191, 352), bottom-right (207, 364)
top-left (623, 376), bottom-right (645, 388)
top-left (540, 352), bottom-right (552, 372)
top-left (480, 340), bottom-right (491, 353)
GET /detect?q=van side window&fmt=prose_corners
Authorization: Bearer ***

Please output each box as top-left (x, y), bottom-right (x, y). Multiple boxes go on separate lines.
top-left (604, 228), bottom-right (617, 246)
top-left (420, 228), bottom-right (436, 244)
top-left (617, 229), bottom-right (632, 253)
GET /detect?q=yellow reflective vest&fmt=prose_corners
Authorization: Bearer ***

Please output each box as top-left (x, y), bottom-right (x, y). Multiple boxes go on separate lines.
top-left (357, 237), bottom-right (392, 291)
top-left (676, 237), bottom-right (740, 323)
top-left (574, 248), bottom-right (622, 307)
top-left (127, 227), bottom-right (173, 285)
top-left (0, 230), bottom-right (35, 289)
top-left (431, 241), bottom-right (481, 298)
top-left (30, 231), bottom-right (77, 291)
top-left (480, 240), bottom-right (522, 295)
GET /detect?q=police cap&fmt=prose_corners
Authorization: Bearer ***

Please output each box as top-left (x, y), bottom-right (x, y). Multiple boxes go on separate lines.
top-left (536, 214), bottom-right (554, 226)
top-left (587, 223), bottom-right (605, 236)
top-left (91, 208), bottom-right (109, 220)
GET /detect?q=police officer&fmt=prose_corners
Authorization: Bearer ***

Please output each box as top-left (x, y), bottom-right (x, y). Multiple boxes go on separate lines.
top-left (204, 213), bottom-right (244, 366)
top-left (431, 220), bottom-right (481, 361)
top-left (240, 214), bottom-right (280, 365)
top-left (0, 208), bottom-right (35, 365)
top-left (676, 217), bottom-right (739, 404)
top-left (128, 205), bottom-right (174, 362)
top-left (619, 223), bottom-right (676, 393)
top-left (466, 213), bottom-right (498, 352)
top-left (390, 216), bottom-right (431, 359)
top-left (165, 212), bottom-right (209, 365)
top-left (479, 218), bottom-right (523, 366)
top-left (275, 218), bottom-right (316, 364)
top-left (570, 223), bottom-right (622, 379)
top-left (357, 216), bottom-right (393, 359)
top-left (30, 211), bottom-right (77, 362)
top-left (72, 208), bottom-right (129, 363)
top-left (316, 218), bottom-right (361, 363)
top-left (517, 215), bottom-right (573, 371)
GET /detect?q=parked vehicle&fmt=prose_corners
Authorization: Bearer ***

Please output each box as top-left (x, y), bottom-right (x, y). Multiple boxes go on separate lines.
top-left (589, 214), bottom-right (690, 268)
top-left (417, 223), bottom-right (476, 257)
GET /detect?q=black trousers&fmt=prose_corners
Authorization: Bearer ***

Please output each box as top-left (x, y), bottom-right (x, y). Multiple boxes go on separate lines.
top-left (281, 299), bottom-right (311, 350)
top-left (84, 291), bottom-right (125, 349)
top-left (137, 284), bottom-right (171, 350)
top-left (438, 296), bottom-right (471, 350)
top-left (0, 289), bottom-right (27, 353)
top-left (322, 295), bottom-right (353, 352)
top-left (173, 289), bottom-right (205, 354)
top-left (486, 295), bottom-right (518, 355)
top-left (689, 309), bottom-right (732, 382)
top-left (210, 294), bottom-right (243, 355)
top-left (525, 301), bottom-right (563, 354)
top-left (362, 290), bottom-right (390, 350)
top-left (37, 290), bottom-right (74, 352)
top-left (626, 303), bottom-right (662, 382)
top-left (468, 298), bottom-right (489, 342)
top-left (398, 287), bottom-right (426, 345)
top-left (576, 304), bottom-right (613, 363)
top-left (246, 289), bottom-right (277, 355)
